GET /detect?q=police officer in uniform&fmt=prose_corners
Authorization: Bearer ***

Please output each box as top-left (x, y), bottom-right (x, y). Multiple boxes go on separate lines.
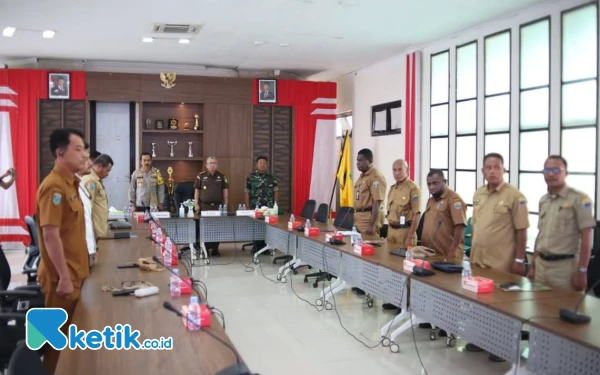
top-left (194, 156), bottom-right (229, 257)
top-left (128, 152), bottom-right (165, 211)
top-left (386, 159), bottom-right (420, 247)
top-left (83, 154), bottom-right (113, 239)
top-left (421, 169), bottom-right (467, 259)
top-left (467, 153), bottom-right (529, 361)
top-left (35, 128), bottom-right (89, 374)
top-left (245, 155), bottom-right (279, 253)
top-left (353, 149), bottom-right (386, 236)
top-left (528, 155), bottom-right (595, 291)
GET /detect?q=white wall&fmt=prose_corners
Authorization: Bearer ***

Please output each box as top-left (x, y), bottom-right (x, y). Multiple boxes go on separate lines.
top-left (335, 73), bottom-right (355, 114)
top-left (352, 53), bottom-right (408, 207)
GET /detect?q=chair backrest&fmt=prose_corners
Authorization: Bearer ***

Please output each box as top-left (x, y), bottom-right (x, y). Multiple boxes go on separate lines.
top-left (333, 207), bottom-right (354, 230)
top-left (416, 213), bottom-right (426, 243)
top-left (300, 200), bottom-right (316, 220)
top-left (7, 340), bottom-right (48, 375)
top-left (464, 217), bottom-right (473, 247)
top-left (174, 181), bottom-right (196, 208)
top-left (315, 203), bottom-right (328, 223)
top-left (0, 245), bottom-right (11, 291)
top-left (24, 216), bottom-right (39, 248)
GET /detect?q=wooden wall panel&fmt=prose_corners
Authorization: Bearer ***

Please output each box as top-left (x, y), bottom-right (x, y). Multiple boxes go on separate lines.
top-left (85, 73), bottom-right (141, 101)
top-left (252, 106), bottom-right (272, 161)
top-left (204, 104), bottom-right (252, 158)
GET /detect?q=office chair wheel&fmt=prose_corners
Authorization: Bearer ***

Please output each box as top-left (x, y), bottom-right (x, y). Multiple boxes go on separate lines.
top-left (312, 282), bottom-right (318, 288)
top-left (382, 337), bottom-right (391, 347)
top-left (325, 301), bottom-right (333, 310)
top-left (276, 273), bottom-right (282, 281)
top-left (366, 297), bottom-right (374, 308)
top-left (253, 258), bottom-right (259, 264)
top-left (430, 331), bottom-right (437, 341)
top-left (280, 276), bottom-right (287, 283)
top-left (303, 276), bottom-right (309, 283)
top-left (316, 298), bottom-right (324, 306)
top-left (293, 269), bottom-right (298, 275)
top-left (446, 336), bottom-right (456, 347)
top-left (390, 343), bottom-right (400, 353)
top-left (205, 259), bottom-right (210, 265)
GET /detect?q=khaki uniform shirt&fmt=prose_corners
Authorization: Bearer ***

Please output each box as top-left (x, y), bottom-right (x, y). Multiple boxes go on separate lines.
top-left (83, 170), bottom-right (109, 238)
top-left (387, 178), bottom-right (421, 226)
top-left (421, 188), bottom-right (467, 257)
top-left (471, 182), bottom-right (529, 272)
top-left (537, 185), bottom-right (596, 256)
top-left (128, 167), bottom-right (165, 207)
top-left (36, 165), bottom-right (89, 284)
top-left (194, 170), bottom-right (229, 210)
top-left (353, 167), bottom-right (386, 230)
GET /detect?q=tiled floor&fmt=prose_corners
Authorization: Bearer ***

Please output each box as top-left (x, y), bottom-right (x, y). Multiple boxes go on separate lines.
top-left (3, 242), bottom-right (533, 375)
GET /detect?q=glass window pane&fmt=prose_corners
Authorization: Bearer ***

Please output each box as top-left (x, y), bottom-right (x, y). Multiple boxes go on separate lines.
top-left (521, 20), bottom-right (550, 89)
top-left (562, 127), bottom-right (597, 173)
top-left (562, 80), bottom-right (598, 127)
top-left (485, 133), bottom-right (510, 169)
top-left (485, 32), bottom-right (511, 95)
top-left (563, 4), bottom-right (598, 82)
top-left (457, 43), bottom-right (477, 100)
top-left (431, 104), bottom-right (449, 136)
top-left (430, 137), bottom-right (449, 169)
top-left (485, 94), bottom-right (510, 132)
top-left (527, 214), bottom-right (539, 252)
top-left (456, 136), bottom-right (477, 170)
top-left (519, 130), bottom-right (548, 171)
top-left (456, 171), bottom-right (476, 205)
top-left (519, 173), bottom-right (547, 212)
top-left (566, 174), bottom-right (597, 213)
top-left (431, 52), bottom-right (449, 105)
top-left (466, 205), bottom-right (474, 220)
top-left (456, 100), bottom-right (477, 135)
top-left (520, 88), bottom-right (549, 130)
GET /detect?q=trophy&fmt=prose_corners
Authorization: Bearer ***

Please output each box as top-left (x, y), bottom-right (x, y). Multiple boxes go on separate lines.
top-left (145, 118), bottom-right (152, 130)
top-left (167, 166), bottom-right (175, 214)
top-left (156, 120), bottom-right (164, 129)
top-left (188, 142), bottom-right (194, 158)
top-left (194, 114), bottom-right (199, 130)
top-left (169, 118), bottom-right (179, 130)
top-left (167, 141), bottom-right (177, 157)
top-left (183, 122), bottom-right (190, 130)
top-left (151, 143), bottom-right (156, 158)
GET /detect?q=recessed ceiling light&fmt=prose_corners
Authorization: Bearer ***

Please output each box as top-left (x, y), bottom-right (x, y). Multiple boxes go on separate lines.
top-left (2, 27), bottom-right (16, 37)
top-left (142, 37), bottom-right (154, 43)
top-left (254, 41), bottom-right (265, 45)
top-left (179, 38), bottom-right (190, 44)
top-left (42, 30), bottom-right (55, 39)
top-left (279, 42), bottom-right (290, 47)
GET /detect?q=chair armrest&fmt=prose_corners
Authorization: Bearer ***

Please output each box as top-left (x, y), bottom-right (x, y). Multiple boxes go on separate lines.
top-left (14, 284), bottom-right (41, 293)
top-left (0, 290), bottom-right (41, 298)
top-left (0, 312), bottom-right (26, 323)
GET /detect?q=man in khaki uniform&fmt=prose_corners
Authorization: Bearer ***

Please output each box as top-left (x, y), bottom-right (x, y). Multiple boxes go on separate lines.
top-left (421, 169), bottom-right (467, 259)
top-left (353, 148), bottom-right (386, 236)
top-left (128, 152), bottom-right (165, 211)
top-left (83, 154), bottom-right (114, 239)
top-left (387, 159), bottom-right (420, 247)
top-left (467, 153), bottom-right (528, 361)
top-left (528, 155), bottom-right (595, 291)
top-left (36, 128), bottom-right (90, 374)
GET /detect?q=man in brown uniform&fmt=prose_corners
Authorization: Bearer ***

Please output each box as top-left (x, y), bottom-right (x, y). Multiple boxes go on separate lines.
top-left (353, 148), bottom-right (386, 235)
top-left (421, 169), bottom-right (467, 259)
top-left (83, 154), bottom-right (114, 239)
top-left (194, 156), bottom-right (229, 256)
top-left (386, 159), bottom-right (420, 247)
top-left (528, 155), bottom-right (595, 291)
top-left (36, 128), bottom-right (89, 374)
top-left (467, 153), bottom-right (528, 361)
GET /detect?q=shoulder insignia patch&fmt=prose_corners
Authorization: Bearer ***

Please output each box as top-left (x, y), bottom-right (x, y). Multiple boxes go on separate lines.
top-left (52, 192), bottom-right (62, 205)
top-left (372, 181), bottom-right (379, 187)
top-left (89, 183), bottom-right (96, 191)
top-left (412, 193), bottom-right (419, 201)
top-left (582, 198), bottom-right (592, 210)
top-left (518, 197), bottom-right (527, 206)
top-left (453, 201), bottom-right (462, 210)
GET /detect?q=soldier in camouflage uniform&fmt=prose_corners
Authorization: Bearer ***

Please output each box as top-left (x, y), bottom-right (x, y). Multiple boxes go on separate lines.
top-left (245, 156), bottom-right (279, 253)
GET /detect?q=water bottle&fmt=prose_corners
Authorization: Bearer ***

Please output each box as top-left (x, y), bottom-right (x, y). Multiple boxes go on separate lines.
top-left (242, 204), bottom-right (246, 210)
top-left (351, 226), bottom-right (358, 245)
top-left (222, 203), bottom-right (227, 215)
top-left (218, 204), bottom-right (223, 215)
top-left (406, 249), bottom-right (414, 261)
top-left (305, 219), bottom-right (310, 228)
top-left (273, 201), bottom-right (278, 216)
top-left (156, 228), bottom-right (163, 246)
top-left (179, 204), bottom-right (185, 218)
top-left (462, 262), bottom-right (472, 281)
top-left (169, 269), bottom-right (181, 297)
top-left (164, 238), bottom-right (173, 267)
top-left (290, 214), bottom-right (296, 222)
top-left (238, 203), bottom-right (242, 210)
top-left (187, 296), bottom-right (202, 331)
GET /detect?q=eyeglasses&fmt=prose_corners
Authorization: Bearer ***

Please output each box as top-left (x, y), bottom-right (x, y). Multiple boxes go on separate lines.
top-left (543, 168), bottom-right (565, 174)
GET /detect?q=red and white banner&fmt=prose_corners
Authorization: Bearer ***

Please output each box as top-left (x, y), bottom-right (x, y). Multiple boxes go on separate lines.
top-left (405, 51), bottom-right (421, 180)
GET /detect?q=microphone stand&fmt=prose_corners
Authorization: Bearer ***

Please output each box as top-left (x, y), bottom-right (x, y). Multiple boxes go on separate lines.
top-left (559, 277), bottom-right (600, 324)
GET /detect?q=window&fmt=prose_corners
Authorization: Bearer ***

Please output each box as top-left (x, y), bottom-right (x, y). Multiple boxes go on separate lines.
top-left (519, 19), bottom-right (550, 248)
top-left (484, 31), bottom-right (511, 181)
top-left (430, 51), bottom-right (450, 178)
top-left (336, 112), bottom-right (352, 139)
top-left (455, 42), bottom-right (478, 210)
top-left (371, 101), bottom-right (402, 136)
top-left (561, 4), bottom-right (598, 213)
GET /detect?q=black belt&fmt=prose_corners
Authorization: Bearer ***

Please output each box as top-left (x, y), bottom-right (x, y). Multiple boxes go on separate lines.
top-left (538, 253), bottom-right (575, 261)
top-left (354, 208), bottom-right (371, 213)
top-left (202, 202), bottom-right (223, 206)
top-left (389, 222), bottom-right (411, 229)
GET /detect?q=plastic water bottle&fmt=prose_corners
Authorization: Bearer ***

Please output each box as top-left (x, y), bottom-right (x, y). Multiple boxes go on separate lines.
top-left (290, 214), bottom-right (295, 223)
top-left (222, 203), bottom-right (227, 215)
top-left (170, 269), bottom-right (181, 297)
top-left (164, 238), bottom-right (173, 267)
top-left (305, 219), bottom-right (311, 229)
top-left (273, 202), bottom-right (279, 216)
top-left (179, 204), bottom-right (185, 218)
top-left (462, 262), bottom-right (472, 281)
top-left (156, 228), bottom-right (163, 246)
top-left (406, 249), bottom-right (414, 261)
top-left (242, 204), bottom-right (246, 210)
top-left (187, 296), bottom-right (201, 331)
top-left (218, 204), bottom-right (223, 215)
top-left (238, 203), bottom-right (242, 210)
top-left (351, 226), bottom-right (359, 245)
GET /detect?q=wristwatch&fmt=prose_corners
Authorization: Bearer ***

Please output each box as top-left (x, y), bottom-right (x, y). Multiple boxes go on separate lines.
top-left (578, 267), bottom-right (587, 273)
top-left (514, 258), bottom-right (525, 264)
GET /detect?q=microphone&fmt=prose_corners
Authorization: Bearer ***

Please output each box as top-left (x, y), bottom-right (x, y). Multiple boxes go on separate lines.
top-left (559, 277), bottom-right (600, 324)
top-left (162, 302), bottom-right (254, 375)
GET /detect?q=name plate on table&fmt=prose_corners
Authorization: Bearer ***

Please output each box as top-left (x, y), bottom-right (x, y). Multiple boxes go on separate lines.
top-left (201, 211), bottom-right (221, 217)
top-left (462, 276), bottom-right (494, 294)
top-left (151, 212), bottom-right (171, 219)
top-left (403, 259), bottom-right (431, 272)
top-left (236, 210), bottom-right (255, 217)
top-left (108, 212), bottom-right (125, 220)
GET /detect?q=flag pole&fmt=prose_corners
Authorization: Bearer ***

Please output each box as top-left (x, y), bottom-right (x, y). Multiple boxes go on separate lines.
top-left (328, 130), bottom-right (350, 220)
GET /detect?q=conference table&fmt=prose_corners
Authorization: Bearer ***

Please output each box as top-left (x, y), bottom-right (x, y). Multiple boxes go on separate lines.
top-left (56, 213), bottom-right (600, 375)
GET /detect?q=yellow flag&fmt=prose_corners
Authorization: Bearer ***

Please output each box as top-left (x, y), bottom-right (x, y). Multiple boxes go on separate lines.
top-left (336, 130), bottom-right (353, 207)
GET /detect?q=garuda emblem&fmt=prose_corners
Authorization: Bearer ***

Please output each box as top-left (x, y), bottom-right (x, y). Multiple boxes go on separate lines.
top-left (160, 72), bottom-right (176, 89)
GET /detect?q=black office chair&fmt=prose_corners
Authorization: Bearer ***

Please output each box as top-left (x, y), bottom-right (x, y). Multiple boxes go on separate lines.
top-left (303, 204), bottom-right (333, 287)
top-left (173, 181), bottom-right (195, 214)
top-left (272, 200), bottom-right (317, 264)
top-left (7, 340), bottom-right (48, 375)
top-left (0, 316), bottom-right (26, 371)
top-left (0, 246), bottom-right (44, 312)
top-left (23, 216), bottom-right (41, 284)
top-left (333, 206), bottom-right (354, 230)
top-left (314, 203), bottom-right (328, 223)
top-left (587, 221), bottom-right (600, 297)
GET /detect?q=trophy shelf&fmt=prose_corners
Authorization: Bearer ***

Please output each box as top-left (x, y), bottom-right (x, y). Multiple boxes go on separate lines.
top-left (153, 157), bottom-right (204, 161)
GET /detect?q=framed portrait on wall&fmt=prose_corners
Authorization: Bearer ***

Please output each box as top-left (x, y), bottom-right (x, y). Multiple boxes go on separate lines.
top-left (258, 79), bottom-right (277, 103)
top-left (48, 72), bottom-right (71, 100)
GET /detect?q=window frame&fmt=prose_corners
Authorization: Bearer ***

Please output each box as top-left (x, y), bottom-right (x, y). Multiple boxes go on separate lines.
top-left (430, 50), bottom-right (450, 176)
top-left (371, 100), bottom-right (402, 136)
